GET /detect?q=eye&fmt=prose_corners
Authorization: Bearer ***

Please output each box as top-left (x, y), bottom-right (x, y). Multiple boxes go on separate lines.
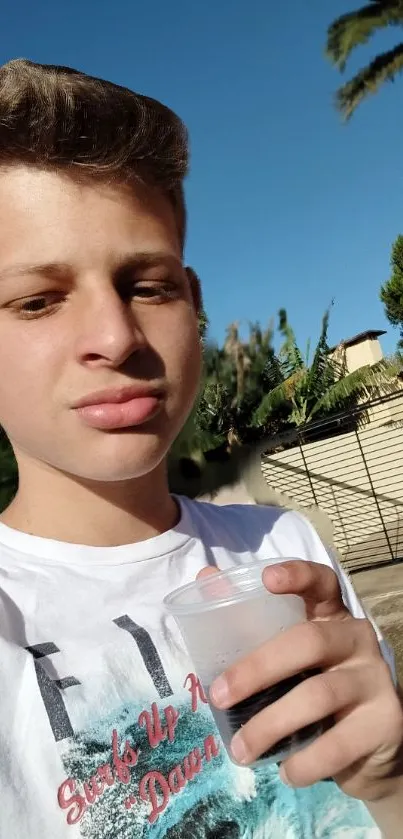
top-left (22, 296), bottom-right (48, 312)
top-left (127, 279), bottom-right (179, 302)
top-left (12, 292), bottom-right (65, 319)
top-left (135, 283), bottom-right (165, 297)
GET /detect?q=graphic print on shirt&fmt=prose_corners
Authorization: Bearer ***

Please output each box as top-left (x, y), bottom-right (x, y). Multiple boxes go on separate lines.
top-left (28, 615), bottom-right (379, 839)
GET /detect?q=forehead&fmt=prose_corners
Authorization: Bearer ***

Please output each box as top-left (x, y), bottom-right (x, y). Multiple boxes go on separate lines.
top-left (0, 165), bottom-right (182, 269)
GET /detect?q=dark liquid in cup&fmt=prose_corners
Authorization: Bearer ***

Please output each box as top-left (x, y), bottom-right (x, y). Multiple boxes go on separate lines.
top-left (209, 669), bottom-right (326, 764)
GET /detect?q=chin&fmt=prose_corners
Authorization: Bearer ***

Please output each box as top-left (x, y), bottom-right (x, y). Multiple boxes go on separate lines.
top-left (62, 431), bottom-right (173, 484)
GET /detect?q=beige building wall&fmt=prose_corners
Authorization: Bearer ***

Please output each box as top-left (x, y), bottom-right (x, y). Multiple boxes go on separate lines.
top-left (330, 332), bottom-right (385, 374)
top-left (262, 414), bottom-right (403, 570)
top-left (330, 332), bottom-right (403, 427)
top-left (344, 336), bottom-right (384, 372)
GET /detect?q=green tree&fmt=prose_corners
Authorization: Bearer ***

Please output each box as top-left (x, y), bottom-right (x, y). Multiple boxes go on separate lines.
top-left (326, 1), bottom-right (403, 119)
top-left (168, 321), bottom-right (286, 497)
top-left (381, 234), bottom-right (403, 348)
top-left (253, 307), bottom-right (401, 428)
top-left (196, 321), bottom-right (287, 446)
top-left (0, 431), bottom-right (17, 513)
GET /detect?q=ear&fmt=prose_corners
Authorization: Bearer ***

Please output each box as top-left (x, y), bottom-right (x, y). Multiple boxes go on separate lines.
top-left (185, 266), bottom-right (202, 315)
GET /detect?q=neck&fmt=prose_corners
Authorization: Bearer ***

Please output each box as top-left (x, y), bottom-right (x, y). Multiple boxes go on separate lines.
top-left (1, 457), bottom-right (178, 546)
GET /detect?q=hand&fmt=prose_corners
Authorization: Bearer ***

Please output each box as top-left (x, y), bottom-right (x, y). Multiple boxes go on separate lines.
top-left (202, 561), bottom-right (403, 802)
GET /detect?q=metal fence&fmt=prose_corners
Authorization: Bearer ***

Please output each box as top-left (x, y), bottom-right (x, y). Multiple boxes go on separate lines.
top-left (261, 391), bottom-right (403, 574)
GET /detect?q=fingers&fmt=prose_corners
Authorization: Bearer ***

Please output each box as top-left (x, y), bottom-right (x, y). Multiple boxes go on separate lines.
top-left (196, 567), bottom-right (219, 580)
top-left (229, 667), bottom-right (370, 766)
top-left (263, 560), bottom-right (348, 620)
top-left (210, 617), bottom-right (378, 709)
top-left (280, 687), bottom-right (403, 789)
top-left (198, 561), bottom-right (348, 621)
top-left (196, 565), bottom-right (237, 601)
top-left (282, 715), bottom-right (374, 788)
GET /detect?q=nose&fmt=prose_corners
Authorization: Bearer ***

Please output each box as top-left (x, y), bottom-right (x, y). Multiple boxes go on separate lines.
top-left (75, 286), bottom-right (147, 368)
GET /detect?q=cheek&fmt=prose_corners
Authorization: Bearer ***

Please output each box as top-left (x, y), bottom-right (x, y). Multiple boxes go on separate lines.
top-left (159, 315), bottom-right (202, 390)
top-left (0, 330), bottom-right (58, 430)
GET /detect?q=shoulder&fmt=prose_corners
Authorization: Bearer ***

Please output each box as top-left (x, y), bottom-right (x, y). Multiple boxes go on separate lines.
top-left (181, 497), bottom-right (283, 528)
top-left (179, 497), bottom-right (358, 608)
top-left (178, 496), bottom-right (328, 560)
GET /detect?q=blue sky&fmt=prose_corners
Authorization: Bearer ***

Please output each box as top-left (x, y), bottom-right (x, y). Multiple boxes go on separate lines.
top-left (1, 0), bottom-right (402, 356)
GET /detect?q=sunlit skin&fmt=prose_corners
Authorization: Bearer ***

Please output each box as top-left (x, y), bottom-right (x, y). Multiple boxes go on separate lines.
top-left (0, 166), bottom-right (201, 543)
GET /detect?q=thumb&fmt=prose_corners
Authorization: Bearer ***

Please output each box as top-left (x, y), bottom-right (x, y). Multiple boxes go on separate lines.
top-left (262, 560), bottom-right (349, 621)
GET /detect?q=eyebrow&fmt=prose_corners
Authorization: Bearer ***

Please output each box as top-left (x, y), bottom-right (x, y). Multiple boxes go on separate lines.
top-left (0, 262), bottom-right (71, 283)
top-left (0, 252), bottom-right (182, 283)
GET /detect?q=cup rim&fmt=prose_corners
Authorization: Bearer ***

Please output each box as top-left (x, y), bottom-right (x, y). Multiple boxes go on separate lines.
top-left (163, 558), bottom-right (300, 616)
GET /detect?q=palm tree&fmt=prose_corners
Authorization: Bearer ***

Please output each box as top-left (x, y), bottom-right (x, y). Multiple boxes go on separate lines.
top-left (252, 307), bottom-right (402, 428)
top-left (168, 321), bottom-right (284, 489)
top-left (198, 321), bottom-right (286, 445)
top-left (168, 321), bottom-right (285, 496)
top-left (326, 1), bottom-right (403, 119)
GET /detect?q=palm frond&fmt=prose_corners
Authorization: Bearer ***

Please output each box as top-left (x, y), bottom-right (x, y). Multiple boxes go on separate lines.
top-left (263, 352), bottom-right (286, 389)
top-left (326, 1), bottom-right (403, 71)
top-left (278, 308), bottom-right (304, 375)
top-left (306, 307), bottom-right (333, 400)
top-left (311, 357), bottom-right (402, 418)
top-left (251, 382), bottom-right (291, 428)
top-left (252, 370), bottom-right (305, 428)
top-left (336, 42), bottom-right (403, 119)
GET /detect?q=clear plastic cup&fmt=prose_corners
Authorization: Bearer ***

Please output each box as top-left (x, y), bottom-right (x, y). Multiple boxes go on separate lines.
top-left (164, 560), bottom-right (324, 767)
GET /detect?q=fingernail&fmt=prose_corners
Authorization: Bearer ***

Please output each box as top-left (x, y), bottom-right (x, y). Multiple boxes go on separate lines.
top-left (210, 676), bottom-right (229, 707)
top-left (279, 765), bottom-right (292, 786)
top-left (231, 733), bottom-right (249, 765)
top-left (266, 565), bottom-right (287, 586)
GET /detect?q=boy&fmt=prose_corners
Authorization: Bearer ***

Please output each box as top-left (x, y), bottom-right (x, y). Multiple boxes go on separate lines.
top-left (0, 58), bottom-right (401, 838)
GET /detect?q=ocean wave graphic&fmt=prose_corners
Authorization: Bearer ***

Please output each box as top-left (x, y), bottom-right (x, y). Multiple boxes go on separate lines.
top-left (59, 698), bottom-right (380, 838)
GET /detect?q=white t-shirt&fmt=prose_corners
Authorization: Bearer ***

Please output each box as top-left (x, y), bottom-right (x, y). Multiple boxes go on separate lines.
top-left (0, 497), bottom-right (386, 838)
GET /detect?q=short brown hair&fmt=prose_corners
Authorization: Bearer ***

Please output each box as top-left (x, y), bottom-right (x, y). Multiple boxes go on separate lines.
top-left (0, 59), bottom-right (188, 245)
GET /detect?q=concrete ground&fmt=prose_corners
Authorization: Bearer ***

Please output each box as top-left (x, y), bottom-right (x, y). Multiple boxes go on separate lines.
top-left (352, 563), bottom-right (403, 686)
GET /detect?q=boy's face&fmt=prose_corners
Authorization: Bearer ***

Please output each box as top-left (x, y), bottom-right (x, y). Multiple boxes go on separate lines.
top-left (0, 166), bottom-right (201, 483)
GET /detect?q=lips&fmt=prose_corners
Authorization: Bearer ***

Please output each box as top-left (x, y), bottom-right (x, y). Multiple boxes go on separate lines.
top-left (73, 386), bottom-right (163, 430)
